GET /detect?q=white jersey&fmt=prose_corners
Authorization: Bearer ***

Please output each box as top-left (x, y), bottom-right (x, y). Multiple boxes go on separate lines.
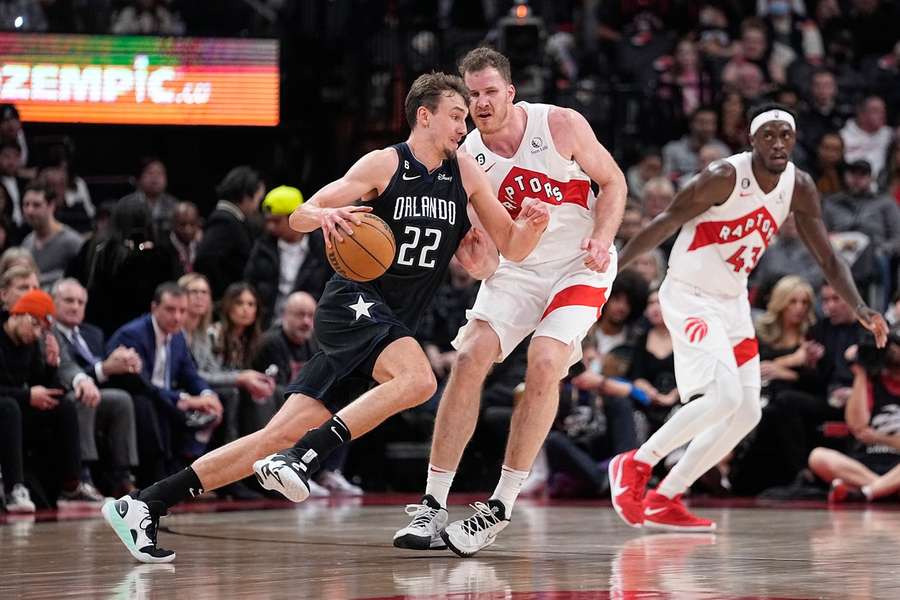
top-left (667, 152), bottom-right (795, 297)
top-left (462, 101), bottom-right (598, 266)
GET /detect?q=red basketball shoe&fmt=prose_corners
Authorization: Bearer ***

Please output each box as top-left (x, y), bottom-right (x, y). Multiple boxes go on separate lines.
top-left (642, 490), bottom-right (716, 532)
top-left (608, 450), bottom-right (652, 527)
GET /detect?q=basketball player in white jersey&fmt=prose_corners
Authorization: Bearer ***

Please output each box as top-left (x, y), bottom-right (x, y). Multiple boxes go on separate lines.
top-left (394, 47), bottom-right (627, 556)
top-left (608, 103), bottom-right (888, 532)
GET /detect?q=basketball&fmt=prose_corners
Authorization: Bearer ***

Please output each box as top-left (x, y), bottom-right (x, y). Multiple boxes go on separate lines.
top-left (326, 213), bottom-right (396, 282)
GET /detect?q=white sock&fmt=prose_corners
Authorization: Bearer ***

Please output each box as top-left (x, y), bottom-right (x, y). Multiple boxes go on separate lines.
top-left (636, 363), bottom-right (744, 468)
top-left (490, 465), bottom-right (529, 517)
top-left (424, 464), bottom-right (455, 507)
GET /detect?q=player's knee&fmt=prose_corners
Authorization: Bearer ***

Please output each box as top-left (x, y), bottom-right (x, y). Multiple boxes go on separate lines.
top-left (455, 346), bottom-right (493, 379)
top-left (408, 370), bottom-right (438, 403)
top-left (808, 447), bottom-right (830, 473)
top-left (711, 364), bottom-right (743, 416)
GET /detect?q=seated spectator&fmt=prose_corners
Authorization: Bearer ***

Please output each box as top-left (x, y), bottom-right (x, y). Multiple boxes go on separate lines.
top-left (165, 202), bottom-right (201, 274)
top-left (0, 139), bottom-right (27, 244)
top-left (797, 69), bottom-right (848, 158)
top-left (245, 185), bottom-right (331, 328)
top-left (879, 141), bottom-right (900, 206)
top-left (21, 180), bottom-right (83, 289)
top-left (0, 104), bottom-right (27, 167)
top-left (51, 278), bottom-right (141, 497)
top-left (587, 269), bottom-right (648, 363)
top-left (810, 132), bottom-right (846, 196)
top-left (111, 0), bottom-right (185, 35)
top-left (751, 214), bottom-right (824, 298)
top-left (625, 148), bottom-right (662, 201)
top-left (119, 157), bottom-right (178, 242)
top-left (107, 283), bottom-right (222, 484)
top-left (0, 290), bottom-right (88, 509)
top-left (632, 250), bottom-right (666, 289)
top-left (640, 176), bottom-right (675, 221)
top-left (661, 107), bottom-right (730, 184)
top-left (626, 288), bottom-right (678, 437)
top-left (207, 282), bottom-right (275, 440)
top-left (677, 142), bottom-right (729, 189)
top-left (77, 195), bottom-right (182, 337)
top-left (654, 38), bottom-right (716, 140)
top-left (43, 145), bottom-right (96, 234)
top-left (718, 92), bottom-right (748, 153)
top-left (809, 327), bottom-right (900, 503)
top-left (195, 166), bottom-right (265, 299)
top-left (840, 95), bottom-right (894, 180)
top-left (0, 246), bottom-right (36, 275)
top-left (615, 203), bottom-right (644, 250)
top-left (823, 160), bottom-right (900, 294)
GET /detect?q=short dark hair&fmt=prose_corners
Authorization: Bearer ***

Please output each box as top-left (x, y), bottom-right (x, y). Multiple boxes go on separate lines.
top-left (458, 46), bottom-right (512, 83)
top-left (138, 156), bottom-right (164, 178)
top-left (747, 102), bottom-right (796, 125)
top-left (152, 281), bottom-right (185, 304)
top-left (404, 71), bottom-right (470, 129)
top-left (216, 166), bottom-right (263, 204)
top-left (24, 180), bottom-right (56, 205)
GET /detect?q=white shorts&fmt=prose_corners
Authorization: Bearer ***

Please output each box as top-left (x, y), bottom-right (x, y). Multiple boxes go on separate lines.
top-left (452, 251), bottom-right (617, 373)
top-left (659, 277), bottom-right (761, 400)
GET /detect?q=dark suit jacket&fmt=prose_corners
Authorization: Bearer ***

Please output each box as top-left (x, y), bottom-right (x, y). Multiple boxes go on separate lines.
top-left (243, 231), bottom-right (331, 327)
top-left (53, 321), bottom-right (106, 381)
top-left (107, 314), bottom-right (210, 406)
top-left (195, 204), bottom-right (253, 299)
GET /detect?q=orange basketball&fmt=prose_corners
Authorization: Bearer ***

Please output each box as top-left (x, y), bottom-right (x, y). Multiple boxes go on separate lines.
top-left (326, 213), bottom-right (396, 282)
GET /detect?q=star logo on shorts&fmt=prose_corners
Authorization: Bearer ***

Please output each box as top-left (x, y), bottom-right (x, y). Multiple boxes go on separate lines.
top-left (347, 295), bottom-right (375, 321)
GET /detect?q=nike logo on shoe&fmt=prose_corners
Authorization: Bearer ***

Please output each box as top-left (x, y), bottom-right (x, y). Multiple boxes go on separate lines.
top-left (610, 463), bottom-right (628, 498)
top-left (644, 507), bottom-right (667, 516)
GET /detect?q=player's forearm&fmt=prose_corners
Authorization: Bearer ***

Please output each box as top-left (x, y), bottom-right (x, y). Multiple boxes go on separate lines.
top-left (590, 175), bottom-right (627, 245)
top-left (819, 252), bottom-right (867, 315)
top-left (500, 222), bottom-right (542, 262)
top-left (618, 213), bottom-right (680, 269)
top-left (289, 203), bottom-right (326, 233)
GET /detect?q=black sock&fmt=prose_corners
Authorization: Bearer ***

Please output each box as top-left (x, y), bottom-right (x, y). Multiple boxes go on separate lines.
top-left (137, 467), bottom-right (203, 511)
top-left (292, 415), bottom-right (352, 472)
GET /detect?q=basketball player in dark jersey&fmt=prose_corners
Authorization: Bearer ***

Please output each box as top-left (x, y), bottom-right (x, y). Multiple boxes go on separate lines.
top-left (101, 71), bottom-right (549, 563)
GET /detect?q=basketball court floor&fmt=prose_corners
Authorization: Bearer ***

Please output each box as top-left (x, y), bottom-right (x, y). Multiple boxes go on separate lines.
top-left (3, 495), bottom-right (899, 599)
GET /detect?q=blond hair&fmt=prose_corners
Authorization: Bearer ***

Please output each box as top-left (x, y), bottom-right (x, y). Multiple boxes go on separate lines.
top-left (756, 275), bottom-right (816, 345)
top-left (178, 272), bottom-right (212, 334)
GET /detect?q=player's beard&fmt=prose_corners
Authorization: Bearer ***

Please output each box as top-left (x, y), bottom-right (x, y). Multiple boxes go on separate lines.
top-left (442, 146), bottom-right (458, 160)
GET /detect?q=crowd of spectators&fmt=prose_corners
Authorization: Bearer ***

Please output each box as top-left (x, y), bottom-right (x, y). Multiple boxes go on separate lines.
top-left (1, 0), bottom-right (899, 512)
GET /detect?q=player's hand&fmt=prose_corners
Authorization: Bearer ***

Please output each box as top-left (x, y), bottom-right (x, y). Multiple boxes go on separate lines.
top-left (75, 378), bottom-right (101, 407)
top-left (456, 228), bottom-right (491, 272)
top-left (856, 307), bottom-right (888, 348)
top-left (581, 238), bottom-right (613, 273)
top-left (321, 205), bottom-right (373, 248)
top-left (517, 197), bottom-right (549, 231)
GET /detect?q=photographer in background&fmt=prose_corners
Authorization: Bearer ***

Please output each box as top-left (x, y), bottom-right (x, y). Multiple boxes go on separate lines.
top-left (808, 327), bottom-right (900, 502)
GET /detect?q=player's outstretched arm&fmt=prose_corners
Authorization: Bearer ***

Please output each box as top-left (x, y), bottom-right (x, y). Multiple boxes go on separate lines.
top-left (791, 169), bottom-right (889, 347)
top-left (289, 148), bottom-right (396, 247)
top-left (551, 107), bottom-right (627, 273)
top-left (458, 152), bottom-right (549, 262)
top-left (618, 160), bottom-right (735, 269)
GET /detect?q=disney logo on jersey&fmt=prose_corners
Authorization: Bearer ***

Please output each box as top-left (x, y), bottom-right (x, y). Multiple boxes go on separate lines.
top-left (687, 206), bottom-right (779, 251)
top-left (437, 173), bottom-right (453, 182)
top-left (530, 136), bottom-right (548, 153)
top-left (498, 166), bottom-right (590, 218)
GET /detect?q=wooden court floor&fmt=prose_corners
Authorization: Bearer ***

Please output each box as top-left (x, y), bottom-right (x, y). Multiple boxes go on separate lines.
top-left (3, 496), bottom-right (900, 599)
